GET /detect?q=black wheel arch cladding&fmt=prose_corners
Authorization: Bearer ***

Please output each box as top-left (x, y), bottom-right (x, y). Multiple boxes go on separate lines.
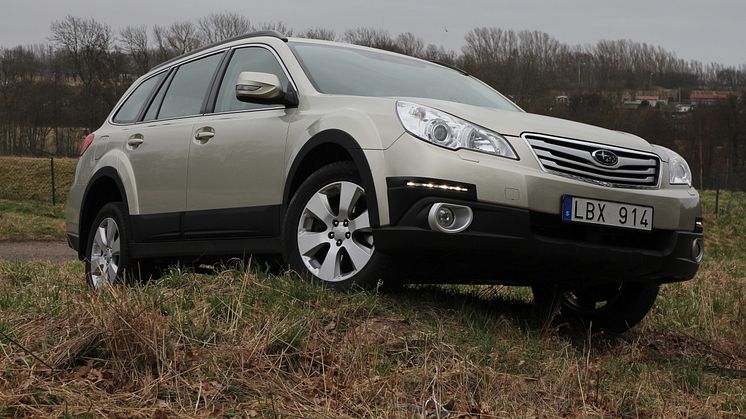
top-left (79, 167), bottom-right (129, 260)
top-left (283, 129), bottom-right (380, 228)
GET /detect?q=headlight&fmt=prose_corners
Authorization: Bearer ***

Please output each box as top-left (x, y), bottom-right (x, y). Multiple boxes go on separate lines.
top-left (396, 101), bottom-right (518, 159)
top-left (655, 145), bottom-right (692, 186)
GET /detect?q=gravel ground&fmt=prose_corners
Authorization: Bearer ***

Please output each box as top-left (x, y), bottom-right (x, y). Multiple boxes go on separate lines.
top-left (0, 241), bottom-right (77, 262)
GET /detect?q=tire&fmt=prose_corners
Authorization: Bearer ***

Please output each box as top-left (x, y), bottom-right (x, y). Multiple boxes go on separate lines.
top-left (283, 162), bottom-right (386, 291)
top-left (85, 202), bottom-right (152, 289)
top-left (532, 281), bottom-right (659, 333)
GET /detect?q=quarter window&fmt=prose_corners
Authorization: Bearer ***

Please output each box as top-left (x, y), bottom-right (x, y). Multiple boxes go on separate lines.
top-left (143, 71), bottom-right (172, 122)
top-left (214, 47), bottom-right (290, 113)
top-left (112, 72), bottom-right (165, 123)
top-left (158, 53), bottom-right (224, 119)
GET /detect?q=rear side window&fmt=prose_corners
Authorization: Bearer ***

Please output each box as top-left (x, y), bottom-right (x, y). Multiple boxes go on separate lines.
top-left (143, 71), bottom-right (172, 122)
top-left (214, 47), bottom-right (290, 113)
top-left (157, 53), bottom-right (223, 120)
top-left (112, 72), bottom-right (164, 123)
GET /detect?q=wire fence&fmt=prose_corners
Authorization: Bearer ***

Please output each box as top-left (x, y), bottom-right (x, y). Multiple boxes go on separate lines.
top-left (0, 156), bottom-right (76, 205)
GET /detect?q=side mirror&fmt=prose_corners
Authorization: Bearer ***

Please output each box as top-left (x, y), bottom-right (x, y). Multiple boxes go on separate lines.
top-left (235, 72), bottom-right (297, 107)
top-left (236, 72), bottom-right (281, 100)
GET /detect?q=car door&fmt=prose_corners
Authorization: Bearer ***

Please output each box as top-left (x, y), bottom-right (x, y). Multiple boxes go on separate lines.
top-left (124, 51), bottom-right (225, 241)
top-left (183, 46), bottom-right (293, 239)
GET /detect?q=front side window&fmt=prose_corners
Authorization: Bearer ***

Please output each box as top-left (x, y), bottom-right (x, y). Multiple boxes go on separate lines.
top-left (157, 53), bottom-right (224, 119)
top-left (214, 47), bottom-right (290, 113)
top-left (112, 72), bottom-right (165, 123)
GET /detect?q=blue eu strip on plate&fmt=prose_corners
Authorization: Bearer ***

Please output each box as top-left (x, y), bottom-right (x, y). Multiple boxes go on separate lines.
top-left (561, 196), bottom-right (573, 221)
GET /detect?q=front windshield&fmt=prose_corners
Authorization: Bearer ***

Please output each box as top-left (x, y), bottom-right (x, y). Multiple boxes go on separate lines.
top-left (289, 41), bottom-right (520, 112)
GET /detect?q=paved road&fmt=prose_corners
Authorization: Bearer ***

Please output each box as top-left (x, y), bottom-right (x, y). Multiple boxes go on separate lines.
top-left (0, 241), bottom-right (77, 262)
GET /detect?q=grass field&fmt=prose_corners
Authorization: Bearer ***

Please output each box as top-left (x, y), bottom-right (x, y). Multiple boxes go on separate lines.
top-left (0, 158), bottom-right (744, 417)
top-left (0, 156), bottom-right (74, 241)
top-left (0, 200), bottom-right (66, 241)
top-left (0, 157), bottom-right (77, 204)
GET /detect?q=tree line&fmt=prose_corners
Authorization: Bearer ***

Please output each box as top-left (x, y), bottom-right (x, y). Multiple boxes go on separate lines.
top-left (0, 14), bottom-right (744, 189)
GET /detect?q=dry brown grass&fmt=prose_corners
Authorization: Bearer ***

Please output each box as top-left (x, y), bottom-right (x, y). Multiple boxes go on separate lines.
top-left (0, 252), bottom-right (743, 418)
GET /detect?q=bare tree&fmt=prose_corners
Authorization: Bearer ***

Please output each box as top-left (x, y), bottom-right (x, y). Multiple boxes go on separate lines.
top-left (421, 44), bottom-right (457, 64)
top-left (198, 13), bottom-right (253, 44)
top-left (297, 27), bottom-right (337, 41)
top-left (50, 16), bottom-right (119, 130)
top-left (120, 25), bottom-right (150, 74)
top-left (165, 21), bottom-right (201, 55)
top-left (50, 16), bottom-right (113, 87)
top-left (152, 25), bottom-right (173, 62)
top-left (344, 28), bottom-right (397, 51)
top-left (395, 32), bottom-right (425, 57)
top-left (256, 21), bottom-right (293, 36)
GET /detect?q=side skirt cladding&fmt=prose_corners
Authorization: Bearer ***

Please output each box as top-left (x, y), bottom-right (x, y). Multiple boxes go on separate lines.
top-left (129, 205), bottom-right (283, 259)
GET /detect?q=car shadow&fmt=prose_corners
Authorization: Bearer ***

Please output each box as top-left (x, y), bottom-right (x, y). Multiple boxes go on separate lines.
top-left (380, 283), bottom-right (640, 349)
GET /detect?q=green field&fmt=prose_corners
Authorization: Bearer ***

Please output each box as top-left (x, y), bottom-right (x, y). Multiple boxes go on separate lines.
top-left (0, 158), bottom-right (744, 417)
top-left (0, 157), bottom-right (75, 241)
top-left (0, 200), bottom-right (66, 241)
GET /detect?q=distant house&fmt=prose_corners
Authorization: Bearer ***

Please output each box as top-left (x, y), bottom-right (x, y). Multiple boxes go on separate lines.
top-left (621, 92), bottom-right (668, 109)
top-left (622, 95), bottom-right (667, 110)
top-left (622, 89), bottom-right (679, 105)
top-left (690, 91), bottom-right (730, 106)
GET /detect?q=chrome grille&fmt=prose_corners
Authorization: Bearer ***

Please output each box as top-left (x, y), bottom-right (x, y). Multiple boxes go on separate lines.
top-left (524, 133), bottom-right (660, 188)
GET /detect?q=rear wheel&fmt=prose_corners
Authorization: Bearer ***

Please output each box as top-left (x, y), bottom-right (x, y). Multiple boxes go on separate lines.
top-left (532, 281), bottom-right (659, 333)
top-left (284, 162), bottom-right (386, 290)
top-left (85, 202), bottom-right (152, 289)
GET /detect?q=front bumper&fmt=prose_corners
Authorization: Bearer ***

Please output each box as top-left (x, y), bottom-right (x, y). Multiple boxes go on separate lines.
top-left (373, 195), bottom-right (702, 286)
top-left (378, 133), bottom-right (700, 231)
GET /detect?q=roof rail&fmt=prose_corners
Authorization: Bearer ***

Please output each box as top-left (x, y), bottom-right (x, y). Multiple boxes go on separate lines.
top-left (150, 30), bottom-right (288, 71)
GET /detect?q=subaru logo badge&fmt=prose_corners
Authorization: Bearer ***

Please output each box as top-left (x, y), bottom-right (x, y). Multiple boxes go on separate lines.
top-left (592, 149), bottom-right (618, 166)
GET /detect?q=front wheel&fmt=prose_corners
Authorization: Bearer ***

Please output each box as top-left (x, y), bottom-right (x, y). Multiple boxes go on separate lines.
top-left (532, 281), bottom-right (660, 333)
top-left (283, 162), bottom-right (386, 290)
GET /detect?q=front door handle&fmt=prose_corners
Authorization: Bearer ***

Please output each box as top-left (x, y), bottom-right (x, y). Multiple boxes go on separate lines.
top-left (127, 134), bottom-right (144, 148)
top-left (194, 127), bottom-right (215, 144)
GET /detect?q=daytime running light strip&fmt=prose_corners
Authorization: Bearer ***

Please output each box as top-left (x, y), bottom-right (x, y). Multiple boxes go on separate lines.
top-left (406, 181), bottom-right (469, 192)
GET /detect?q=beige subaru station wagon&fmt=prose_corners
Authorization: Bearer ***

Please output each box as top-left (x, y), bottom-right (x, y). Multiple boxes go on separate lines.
top-left (66, 31), bottom-right (703, 332)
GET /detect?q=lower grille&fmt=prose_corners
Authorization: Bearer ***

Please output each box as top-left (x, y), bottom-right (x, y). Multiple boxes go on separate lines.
top-left (524, 133), bottom-right (660, 188)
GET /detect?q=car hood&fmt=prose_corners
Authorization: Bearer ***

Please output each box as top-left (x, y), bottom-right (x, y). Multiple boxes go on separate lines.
top-left (403, 98), bottom-right (654, 152)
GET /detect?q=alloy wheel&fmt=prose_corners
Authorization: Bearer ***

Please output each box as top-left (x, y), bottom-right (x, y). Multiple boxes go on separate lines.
top-left (89, 217), bottom-right (121, 288)
top-left (297, 181), bottom-right (374, 282)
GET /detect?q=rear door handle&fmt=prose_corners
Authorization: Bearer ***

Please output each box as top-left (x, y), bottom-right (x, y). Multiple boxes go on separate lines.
top-left (127, 134), bottom-right (144, 148)
top-left (194, 127), bottom-right (215, 143)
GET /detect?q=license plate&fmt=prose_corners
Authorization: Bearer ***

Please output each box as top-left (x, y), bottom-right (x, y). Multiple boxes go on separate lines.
top-left (561, 196), bottom-right (653, 231)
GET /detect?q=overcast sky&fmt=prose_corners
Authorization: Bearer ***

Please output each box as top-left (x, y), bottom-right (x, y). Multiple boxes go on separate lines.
top-left (1, 0), bottom-right (744, 66)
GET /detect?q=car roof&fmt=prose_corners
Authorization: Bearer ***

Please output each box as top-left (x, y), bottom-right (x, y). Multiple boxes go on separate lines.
top-left (149, 30), bottom-right (288, 72)
top-left (147, 31), bottom-right (470, 80)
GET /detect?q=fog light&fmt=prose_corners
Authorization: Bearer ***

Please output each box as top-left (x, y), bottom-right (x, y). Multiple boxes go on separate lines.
top-left (692, 238), bottom-right (704, 263)
top-left (427, 203), bottom-right (473, 233)
top-left (436, 207), bottom-right (455, 228)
